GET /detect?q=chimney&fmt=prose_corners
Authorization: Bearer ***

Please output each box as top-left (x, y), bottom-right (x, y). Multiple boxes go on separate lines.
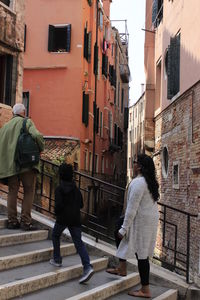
top-left (103, 0), bottom-right (112, 18)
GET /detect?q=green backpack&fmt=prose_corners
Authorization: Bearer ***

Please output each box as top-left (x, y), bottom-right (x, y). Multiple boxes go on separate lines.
top-left (15, 118), bottom-right (40, 170)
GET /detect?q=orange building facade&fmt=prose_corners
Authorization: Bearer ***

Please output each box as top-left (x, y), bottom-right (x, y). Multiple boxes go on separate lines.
top-left (23, 0), bottom-right (129, 185)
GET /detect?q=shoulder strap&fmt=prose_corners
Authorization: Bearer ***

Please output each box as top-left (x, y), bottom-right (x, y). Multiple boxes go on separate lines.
top-left (21, 118), bottom-right (28, 133)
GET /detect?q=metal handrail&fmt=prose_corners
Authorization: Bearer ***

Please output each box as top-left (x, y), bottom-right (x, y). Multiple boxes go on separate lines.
top-left (0, 158), bottom-right (198, 282)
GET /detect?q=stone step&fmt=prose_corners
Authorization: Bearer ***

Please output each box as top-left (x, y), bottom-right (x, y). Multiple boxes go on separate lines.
top-left (66, 273), bottom-right (140, 300)
top-left (0, 230), bottom-right (48, 247)
top-left (108, 284), bottom-right (177, 300)
top-left (0, 243), bottom-right (76, 271)
top-left (153, 289), bottom-right (178, 300)
top-left (0, 217), bottom-right (7, 229)
top-left (12, 270), bottom-right (139, 300)
top-left (0, 257), bottom-right (108, 300)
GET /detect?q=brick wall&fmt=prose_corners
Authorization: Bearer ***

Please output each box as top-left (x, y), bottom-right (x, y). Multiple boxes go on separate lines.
top-left (0, 104), bottom-right (12, 128)
top-left (154, 82), bottom-right (200, 279)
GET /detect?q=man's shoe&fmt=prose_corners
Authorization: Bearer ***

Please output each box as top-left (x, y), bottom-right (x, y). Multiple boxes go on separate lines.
top-left (21, 223), bottom-right (38, 231)
top-left (79, 267), bottom-right (94, 284)
top-left (49, 259), bottom-right (62, 267)
top-left (7, 222), bottom-right (20, 229)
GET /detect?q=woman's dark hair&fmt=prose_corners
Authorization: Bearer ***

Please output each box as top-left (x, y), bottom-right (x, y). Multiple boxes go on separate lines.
top-left (137, 154), bottom-right (159, 201)
top-left (59, 163), bottom-right (73, 181)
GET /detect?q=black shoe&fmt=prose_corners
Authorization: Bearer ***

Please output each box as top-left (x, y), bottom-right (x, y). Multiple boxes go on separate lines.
top-left (20, 223), bottom-right (38, 231)
top-left (7, 222), bottom-right (20, 229)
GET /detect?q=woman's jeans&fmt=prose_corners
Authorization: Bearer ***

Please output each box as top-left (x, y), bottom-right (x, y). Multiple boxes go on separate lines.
top-left (52, 222), bottom-right (91, 271)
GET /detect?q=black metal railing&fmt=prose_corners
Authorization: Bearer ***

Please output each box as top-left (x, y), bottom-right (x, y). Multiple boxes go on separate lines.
top-left (0, 158), bottom-right (198, 282)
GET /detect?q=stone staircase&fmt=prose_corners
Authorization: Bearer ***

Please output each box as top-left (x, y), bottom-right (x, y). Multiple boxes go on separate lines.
top-left (0, 212), bottom-right (179, 300)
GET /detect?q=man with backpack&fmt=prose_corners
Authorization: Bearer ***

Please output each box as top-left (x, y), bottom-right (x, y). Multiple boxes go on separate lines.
top-left (0, 103), bottom-right (44, 230)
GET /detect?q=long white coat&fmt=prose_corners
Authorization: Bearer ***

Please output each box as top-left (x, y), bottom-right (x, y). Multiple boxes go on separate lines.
top-left (116, 176), bottom-right (159, 260)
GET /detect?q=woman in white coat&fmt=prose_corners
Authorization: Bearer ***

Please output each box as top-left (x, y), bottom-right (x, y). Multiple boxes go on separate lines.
top-left (108, 154), bottom-right (159, 298)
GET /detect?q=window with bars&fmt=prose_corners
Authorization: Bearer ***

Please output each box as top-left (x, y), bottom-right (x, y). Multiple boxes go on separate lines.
top-left (48, 24), bottom-right (71, 52)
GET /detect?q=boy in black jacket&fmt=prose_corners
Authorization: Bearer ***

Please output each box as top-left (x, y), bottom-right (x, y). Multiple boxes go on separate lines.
top-left (50, 163), bottom-right (94, 283)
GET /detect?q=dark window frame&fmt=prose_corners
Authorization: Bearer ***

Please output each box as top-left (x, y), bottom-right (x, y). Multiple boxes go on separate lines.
top-left (48, 24), bottom-right (71, 53)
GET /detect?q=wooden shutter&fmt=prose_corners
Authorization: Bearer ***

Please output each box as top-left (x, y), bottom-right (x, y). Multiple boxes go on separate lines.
top-left (124, 107), bottom-right (128, 130)
top-left (87, 32), bottom-right (92, 63)
top-left (84, 27), bottom-right (88, 59)
top-left (82, 92), bottom-right (89, 127)
top-left (48, 25), bottom-right (55, 52)
top-left (167, 35), bottom-right (180, 99)
top-left (66, 24), bottom-right (71, 52)
top-left (24, 24), bottom-right (27, 52)
top-left (93, 43), bottom-right (98, 75)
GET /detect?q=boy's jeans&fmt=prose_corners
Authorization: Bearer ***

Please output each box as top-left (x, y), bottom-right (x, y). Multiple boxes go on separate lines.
top-left (52, 222), bottom-right (91, 271)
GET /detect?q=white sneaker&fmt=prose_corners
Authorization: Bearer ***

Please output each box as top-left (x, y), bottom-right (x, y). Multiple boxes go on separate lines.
top-left (49, 259), bottom-right (62, 267)
top-left (79, 267), bottom-right (94, 284)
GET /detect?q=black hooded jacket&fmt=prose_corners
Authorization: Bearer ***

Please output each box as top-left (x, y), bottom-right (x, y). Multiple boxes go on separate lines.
top-left (54, 180), bottom-right (83, 226)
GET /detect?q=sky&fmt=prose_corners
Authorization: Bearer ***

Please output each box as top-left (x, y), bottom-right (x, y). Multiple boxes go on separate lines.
top-left (110, 0), bottom-right (146, 106)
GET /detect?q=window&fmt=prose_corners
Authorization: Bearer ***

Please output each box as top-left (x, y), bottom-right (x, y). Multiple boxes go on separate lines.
top-left (82, 92), bottom-right (89, 127)
top-left (84, 27), bottom-right (92, 63)
top-left (95, 154), bottom-right (99, 173)
top-left (93, 102), bottom-right (99, 133)
top-left (152, 0), bottom-right (163, 28)
top-left (167, 33), bottom-right (180, 99)
top-left (0, 54), bottom-right (16, 107)
top-left (48, 24), bottom-right (71, 52)
top-left (24, 25), bottom-right (27, 52)
top-left (162, 146), bottom-right (169, 178)
top-left (108, 111), bottom-right (113, 139)
top-left (0, 0), bottom-right (10, 6)
top-left (102, 54), bottom-right (108, 77)
top-left (173, 162), bottom-right (179, 189)
top-left (101, 156), bottom-right (104, 174)
top-left (93, 43), bottom-right (98, 75)
top-left (87, 0), bottom-right (92, 6)
top-left (98, 9), bottom-right (103, 30)
top-left (155, 59), bottom-right (161, 110)
top-left (23, 91), bottom-right (30, 117)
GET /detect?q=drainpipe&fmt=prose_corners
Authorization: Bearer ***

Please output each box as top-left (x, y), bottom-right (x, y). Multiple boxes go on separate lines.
top-left (92, 0), bottom-right (99, 177)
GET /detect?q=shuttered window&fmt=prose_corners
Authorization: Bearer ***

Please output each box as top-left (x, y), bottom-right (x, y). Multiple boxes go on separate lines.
top-left (93, 102), bottom-right (99, 133)
top-left (93, 43), bottom-right (98, 75)
top-left (82, 92), bottom-right (89, 127)
top-left (48, 24), bottom-right (71, 52)
top-left (87, 0), bottom-right (92, 6)
top-left (167, 34), bottom-right (180, 99)
top-left (124, 107), bottom-right (128, 130)
top-left (102, 54), bottom-right (108, 77)
top-left (84, 28), bottom-right (92, 63)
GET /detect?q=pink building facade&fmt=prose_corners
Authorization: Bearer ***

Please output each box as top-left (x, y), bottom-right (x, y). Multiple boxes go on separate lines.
top-left (23, 0), bottom-right (129, 185)
top-left (144, 0), bottom-right (200, 282)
